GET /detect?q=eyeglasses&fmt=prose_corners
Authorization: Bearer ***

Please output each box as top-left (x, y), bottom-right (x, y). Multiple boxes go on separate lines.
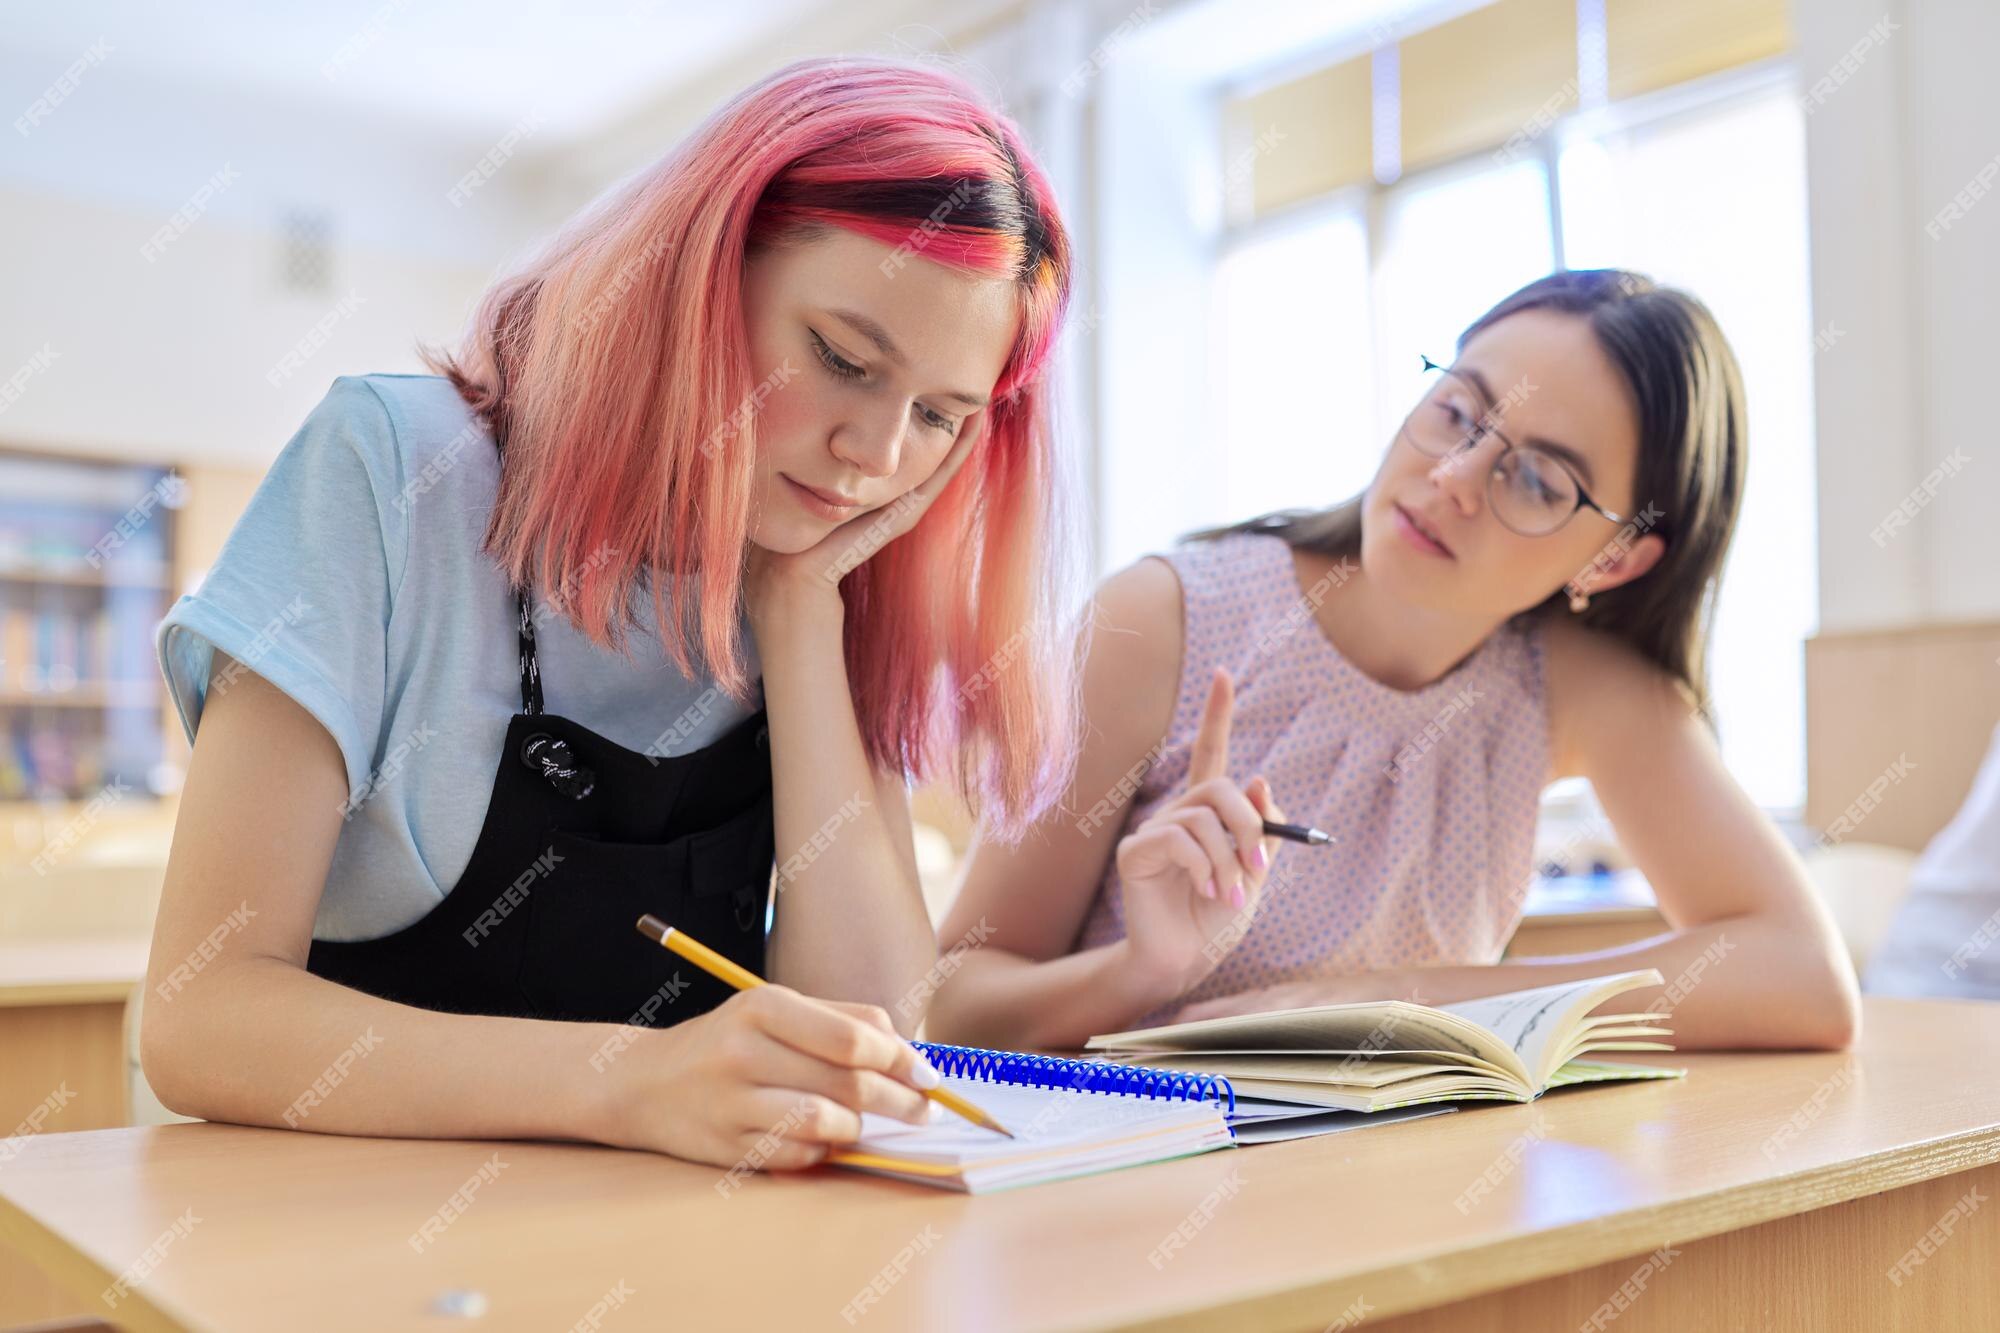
top-left (1397, 355), bottom-right (1626, 538)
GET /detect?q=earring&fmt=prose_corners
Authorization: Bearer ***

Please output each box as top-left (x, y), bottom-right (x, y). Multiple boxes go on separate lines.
top-left (1569, 589), bottom-right (1590, 613)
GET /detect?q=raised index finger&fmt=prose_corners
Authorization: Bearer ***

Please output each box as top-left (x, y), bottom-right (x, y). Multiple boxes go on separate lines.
top-left (1188, 666), bottom-right (1235, 785)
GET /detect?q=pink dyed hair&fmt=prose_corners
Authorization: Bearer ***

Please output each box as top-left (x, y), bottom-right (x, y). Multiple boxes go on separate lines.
top-left (421, 57), bottom-right (1081, 836)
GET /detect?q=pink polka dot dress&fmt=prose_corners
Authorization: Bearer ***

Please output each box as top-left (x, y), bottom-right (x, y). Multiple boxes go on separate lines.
top-left (1073, 533), bottom-right (1553, 1025)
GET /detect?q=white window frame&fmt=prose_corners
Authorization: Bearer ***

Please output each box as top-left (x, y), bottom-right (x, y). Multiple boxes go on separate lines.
top-left (1206, 54), bottom-right (1818, 834)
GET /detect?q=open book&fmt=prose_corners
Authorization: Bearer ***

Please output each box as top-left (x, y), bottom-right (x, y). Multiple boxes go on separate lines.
top-left (1084, 969), bottom-right (1684, 1113)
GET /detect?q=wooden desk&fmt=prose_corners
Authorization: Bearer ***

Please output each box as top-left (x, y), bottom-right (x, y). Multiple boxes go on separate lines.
top-left (1505, 871), bottom-right (1666, 959)
top-left (0, 937), bottom-right (151, 1009)
top-left (0, 936), bottom-right (150, 1328)
top-left (1504, 904), bottom-right (1666, 959)
top-left (0, 937), bottom-right (148, 1130)
top-left (2, 997), bottom-right (1995, 1332)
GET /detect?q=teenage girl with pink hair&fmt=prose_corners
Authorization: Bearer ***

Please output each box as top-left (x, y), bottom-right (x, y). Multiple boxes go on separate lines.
top-left (143, 58), bottom-right (1079, 1170)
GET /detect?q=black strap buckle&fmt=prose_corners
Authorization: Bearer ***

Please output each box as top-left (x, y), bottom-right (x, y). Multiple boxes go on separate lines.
top-left (520, 732), bottom-right (596, 800)
top-left (734, 884), bottom-right (761, 933)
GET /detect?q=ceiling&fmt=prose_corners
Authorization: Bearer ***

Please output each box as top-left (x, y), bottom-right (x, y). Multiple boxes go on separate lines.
top-left (3, 0), bottom-right (836, 143)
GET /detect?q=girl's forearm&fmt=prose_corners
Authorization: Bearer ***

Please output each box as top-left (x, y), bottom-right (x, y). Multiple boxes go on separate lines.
top-left (924, 941), bottom-right (1184, 1051)
top-left (1395, 912), bottom-right (1861, 1050)
top-left (141, 955), bottom-right (629, 1141)
top-left (753, 588), bottom-right (936, 1028)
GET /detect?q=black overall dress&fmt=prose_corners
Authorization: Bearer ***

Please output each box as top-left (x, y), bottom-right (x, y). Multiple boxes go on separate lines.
top-left (307, 425), bottom-right (775, 1025)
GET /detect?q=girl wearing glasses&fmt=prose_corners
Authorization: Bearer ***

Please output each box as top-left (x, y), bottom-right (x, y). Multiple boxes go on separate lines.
top-left (929, 270), bottom-right (1860, 1052)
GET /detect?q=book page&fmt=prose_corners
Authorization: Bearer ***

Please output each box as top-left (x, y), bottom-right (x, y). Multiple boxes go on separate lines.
top-left (1107, 1047), bottom-right (1516, 1078)
top-left (1087, 970), bottom-right (1667, 1094)
top-left (1545, 1060), bottom-right (1686, 1087)
top-left (1117, 1053), bottom-right (1507, 1089)
top-left (1090, 1002), bottom-right (1510, 1063)
top-left (1437, 969), bottom-right (1664, 1089)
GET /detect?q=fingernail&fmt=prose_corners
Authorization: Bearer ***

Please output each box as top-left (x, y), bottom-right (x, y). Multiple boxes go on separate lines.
top-left (910, 1059), bottom-right (941, 1090)
top-left (1253, 845), bottom-right (1269, 872)
top-left (1203, 877), bottom-right (1217, 899)
top-left (1230, 883), bottom-right (1245, 908)
top-left (924, 1102), bottom-right (942, 1123)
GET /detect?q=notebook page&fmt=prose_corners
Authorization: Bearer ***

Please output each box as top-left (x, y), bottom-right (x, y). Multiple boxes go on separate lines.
top-left (851, 1078), bottom-right (1222, 1166)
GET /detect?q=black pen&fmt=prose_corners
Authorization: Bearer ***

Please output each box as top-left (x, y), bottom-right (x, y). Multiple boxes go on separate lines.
top-left (1263, 819), bottom-right (1336, 846)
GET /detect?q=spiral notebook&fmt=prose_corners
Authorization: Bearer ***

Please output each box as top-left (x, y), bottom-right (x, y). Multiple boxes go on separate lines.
top-left (829, 1043), bottom-right (1237, 1193)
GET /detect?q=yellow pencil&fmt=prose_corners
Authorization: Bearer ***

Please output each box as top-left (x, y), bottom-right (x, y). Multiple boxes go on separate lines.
top-left (633, 914), bottom-right (1013, 1138)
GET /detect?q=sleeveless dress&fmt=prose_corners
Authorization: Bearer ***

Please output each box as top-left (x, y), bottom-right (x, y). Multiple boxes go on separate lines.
top-left (1073, 533), bottom-right (1554, 1025)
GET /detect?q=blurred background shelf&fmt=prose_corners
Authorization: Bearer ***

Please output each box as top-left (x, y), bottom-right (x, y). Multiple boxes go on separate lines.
top-left (0, 448), bottom-right (185, 805)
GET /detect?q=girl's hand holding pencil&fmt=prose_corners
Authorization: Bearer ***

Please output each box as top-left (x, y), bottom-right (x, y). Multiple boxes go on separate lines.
top-left (590, 948), bottom-right (946, 1172)
top-left (633, 916), bottom-right (1015, 1146)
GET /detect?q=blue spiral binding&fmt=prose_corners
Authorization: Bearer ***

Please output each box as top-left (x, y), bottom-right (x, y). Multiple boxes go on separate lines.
top-left (913, 1042), bottom-right (1236, 1115)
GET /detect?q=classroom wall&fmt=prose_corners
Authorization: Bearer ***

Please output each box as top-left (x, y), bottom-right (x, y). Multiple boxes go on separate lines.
top-left (1799, 0), bottom-right (2000, 632)
top-left (0, 47), bottom-right (543, 469)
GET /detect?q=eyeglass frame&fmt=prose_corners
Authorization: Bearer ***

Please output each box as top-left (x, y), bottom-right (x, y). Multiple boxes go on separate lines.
top-left (1397, 354), bottom-right (1628, 537)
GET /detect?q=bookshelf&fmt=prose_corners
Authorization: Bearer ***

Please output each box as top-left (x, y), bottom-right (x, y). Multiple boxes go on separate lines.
top-left (0, 448), bottom-right (180, 803)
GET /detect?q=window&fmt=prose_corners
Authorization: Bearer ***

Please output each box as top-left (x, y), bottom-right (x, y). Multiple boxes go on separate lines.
top-left (1556, 80), bottom-right (1817, 810)
top-left (1210, 204), bottom-right (1376, 519)
top-left (1372, 153), bottom-right (1558, 441)
top-left (1209, 69), bottom-right (1814, 810)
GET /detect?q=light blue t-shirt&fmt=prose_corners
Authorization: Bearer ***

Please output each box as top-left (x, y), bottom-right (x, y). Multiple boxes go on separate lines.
top-left (156, 374), bottom-right (762, 942)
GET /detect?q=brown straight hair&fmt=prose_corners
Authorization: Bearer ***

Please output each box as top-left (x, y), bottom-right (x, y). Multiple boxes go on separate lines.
top-left (1187, 270), bottom-right (1747, 724)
